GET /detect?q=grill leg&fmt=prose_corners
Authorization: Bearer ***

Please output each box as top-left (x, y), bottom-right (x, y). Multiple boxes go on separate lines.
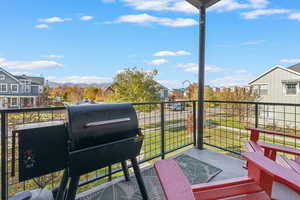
top-left (108, 165), bottom-right (112, 181)
top-left (65, 176), bottom-right (80, 200)
top-left (131, 158), bottom-right (148, 200)
top-left (121, 161), bottom-right (130, 181)
top-left (55, 169), bottom-right (69, 200)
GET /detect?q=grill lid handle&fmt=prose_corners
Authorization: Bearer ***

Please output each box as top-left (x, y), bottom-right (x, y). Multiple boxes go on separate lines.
top-left (84, 117), bottom-right (131, 128)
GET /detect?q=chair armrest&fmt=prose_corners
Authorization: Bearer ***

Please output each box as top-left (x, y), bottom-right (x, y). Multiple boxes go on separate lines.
top-left (242, 152), bottom-right (300, 194)
top-left (279, 155), bottom-right (300, 174)
top-left (154, 160), bottom-right (195, 200)
top-left (258, 141), bottom-right (300, 156)
top-left (245, 127), bottom-right (300, 140)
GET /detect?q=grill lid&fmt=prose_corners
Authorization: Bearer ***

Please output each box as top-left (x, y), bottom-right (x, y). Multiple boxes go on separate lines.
top-left (67, 103), bottom-right (139, 151)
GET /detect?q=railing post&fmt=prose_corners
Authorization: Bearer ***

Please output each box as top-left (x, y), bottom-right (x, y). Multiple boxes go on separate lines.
top-left (255, 103), bottom-right (258, 128)
top-left (193, 101), bottom-right (197, 146)
top-left (1, 112), bottom-right (8, 200)
top-left (160, 102), bottom-right (165, 159)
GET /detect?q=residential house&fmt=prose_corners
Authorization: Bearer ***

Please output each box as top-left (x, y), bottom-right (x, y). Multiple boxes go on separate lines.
top-left (169, 88), bottom-right (184, 99)
top-left (156, 83), bottom-right (169, 100)
top-left (0, 68), bottom-right (45, 108)
top-left (249, 63), bottom-right (300, 128)
top-left (212, 87), bottom-right (220, 92)
top-left (100, 83), bottom-right (114, 97)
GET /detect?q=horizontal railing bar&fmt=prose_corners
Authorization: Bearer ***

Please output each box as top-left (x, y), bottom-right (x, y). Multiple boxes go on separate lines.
top-left (205, 100), bottom-right (300, 106)
top-left (0, 106), bottom-right (66, 113)
top-left (204, 142), bottom-right (241, 155)
top-left (2, 100), bottom-right (300, 114)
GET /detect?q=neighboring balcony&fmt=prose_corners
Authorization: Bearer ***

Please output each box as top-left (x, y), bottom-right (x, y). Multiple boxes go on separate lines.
top-left (1, 100), bottom-right (300, 199)
top-left (0, 91), bottom-right (42, 96)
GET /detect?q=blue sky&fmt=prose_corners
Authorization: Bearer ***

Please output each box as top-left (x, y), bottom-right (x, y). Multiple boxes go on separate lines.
top-left (0, 0), bottom-right (300, 88)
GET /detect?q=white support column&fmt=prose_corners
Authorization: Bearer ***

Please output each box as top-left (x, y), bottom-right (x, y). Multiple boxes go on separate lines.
top-left (33, 97), bottom-right (36, 107)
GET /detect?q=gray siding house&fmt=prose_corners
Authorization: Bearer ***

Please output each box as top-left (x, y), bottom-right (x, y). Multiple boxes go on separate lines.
top-left (249, 63), bottom-right (300, 128)
top-left (0, 68), bottom-right (45, 108)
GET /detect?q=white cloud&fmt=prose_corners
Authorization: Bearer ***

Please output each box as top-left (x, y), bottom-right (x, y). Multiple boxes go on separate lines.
top-left (35, 24), bottom-right (49, 29)
top-left (39, 17), bottom-right (72, 23)
top-left (178, 63), bottom-right (250, 75)
top-left (280, 59), bottom-right (300, 64)
top-left (242, 40), bottom-right (265, 45)
top-left (11, 71), bottom-right (39, 76)
top-left (208, 74), bottom-right (255, 87)
top-left (289, 13), bottom-right (300, 21)
top-left (80, 16), bottom-right (94, 21)
top-left (178, 63), bottom-right (225, 73)
top-left (150, 59), bottom-right (169, 65)
top-left (154, 50), bottom-right (191, 57)
top-left (241, 9), bottom-right (290, 19)
top-left (0, 58), bottom-right (63, 70)
top-left (42, 55), bottom-right (64, 59)
top-left (108, 13), bottom-right (197, 27)
top-left (120, 0), bottom-right (269, 14)
top-left (47, 76), bottom-right (112, 84)
top-left (169, 1), bottom-right (198, 14)
top-left (210, 0), bottom-right (269, 12)
top-left (157, 80), bottom-right (182, 88)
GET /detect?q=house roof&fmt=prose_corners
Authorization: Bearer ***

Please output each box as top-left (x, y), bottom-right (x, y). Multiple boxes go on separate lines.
top-left (15, 75), bottom-right (45, 85)
top-left (0, 67), bottom-right (21, 83)
top-left (0, 68), bottom-right (44, 85)
top-left (287, 63), bottom-right (300, 73)
top-left (249, 65), bottom-right (300, 85)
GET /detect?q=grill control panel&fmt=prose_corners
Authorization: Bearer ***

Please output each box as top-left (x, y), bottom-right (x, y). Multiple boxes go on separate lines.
top-left (23, 149), bottom-right (36, 169)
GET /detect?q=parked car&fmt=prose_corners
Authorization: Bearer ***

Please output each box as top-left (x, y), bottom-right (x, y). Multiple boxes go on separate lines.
top-left (170, 103), bottom-right (185, 111)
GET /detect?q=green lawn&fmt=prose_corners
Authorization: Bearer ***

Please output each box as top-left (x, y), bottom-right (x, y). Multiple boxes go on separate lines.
top-left (140, 119), bottom-right (185, 130)
top-left (211, 116), bottom-right (246, 129)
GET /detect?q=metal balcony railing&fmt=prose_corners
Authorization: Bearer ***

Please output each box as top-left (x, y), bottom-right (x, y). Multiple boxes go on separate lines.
top-left (1, 100), bottom-right (300, 199)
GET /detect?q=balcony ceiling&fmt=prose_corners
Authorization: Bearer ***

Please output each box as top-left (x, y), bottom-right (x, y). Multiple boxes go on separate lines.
top-left (186, 0), bottom-right (221, 9)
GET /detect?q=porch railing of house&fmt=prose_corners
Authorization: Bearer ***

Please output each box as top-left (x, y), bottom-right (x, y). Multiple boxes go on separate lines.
top-left (1, 100), bottom-right (300, 199)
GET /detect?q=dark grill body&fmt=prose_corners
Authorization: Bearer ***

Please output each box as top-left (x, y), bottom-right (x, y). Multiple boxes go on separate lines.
top-left (67, 103), bottom-right (139, 151)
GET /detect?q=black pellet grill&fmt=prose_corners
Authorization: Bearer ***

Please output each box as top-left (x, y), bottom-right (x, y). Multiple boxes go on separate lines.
top-left (15, 103), bottom-right (149, 200)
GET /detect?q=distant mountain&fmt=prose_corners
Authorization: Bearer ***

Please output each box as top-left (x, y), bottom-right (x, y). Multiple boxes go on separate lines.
top-left (47, 81), bottom-right (111, 89)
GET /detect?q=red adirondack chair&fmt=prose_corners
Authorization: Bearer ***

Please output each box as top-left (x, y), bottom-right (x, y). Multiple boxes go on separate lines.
top-left (245, 127), bottom-right (300, 174)
top-left (154, 152), bottom-right (300, 200)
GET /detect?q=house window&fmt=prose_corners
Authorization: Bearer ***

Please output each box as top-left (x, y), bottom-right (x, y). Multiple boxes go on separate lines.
top-left (11, 98), bottom-right (17, 106)
top-left (25, 85), bottom-right (30, 93)
top-left (259, 84), bottom-right (268, 95)
top-left (0, 75), bottom-right (5, 80)
top-left (286, 83), bottom-right (297, 95)
top-left (11, 84), bottom-right (18, 92)
top-left (21, 80), bottom-right (31, 85)
top-left (0, 84), bottom-right (7, 92)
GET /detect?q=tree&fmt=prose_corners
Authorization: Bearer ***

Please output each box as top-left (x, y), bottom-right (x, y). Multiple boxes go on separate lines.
top-left (95, 88), bottom-right (107, 102)
top-left (214, 87), bottom-right (258, 121)
top-left (186, 84), bottom-right (216, 101)
top-left (108, 68), bottom-right (161, 103)
top-left (60, 87), bottom-right (83, 104)
top-left (83, 86), bottom-right (99, 100)
top-left (41, 85), bottom-right (50, 105)
top-left (187, 83), bottom-right (198, 100)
